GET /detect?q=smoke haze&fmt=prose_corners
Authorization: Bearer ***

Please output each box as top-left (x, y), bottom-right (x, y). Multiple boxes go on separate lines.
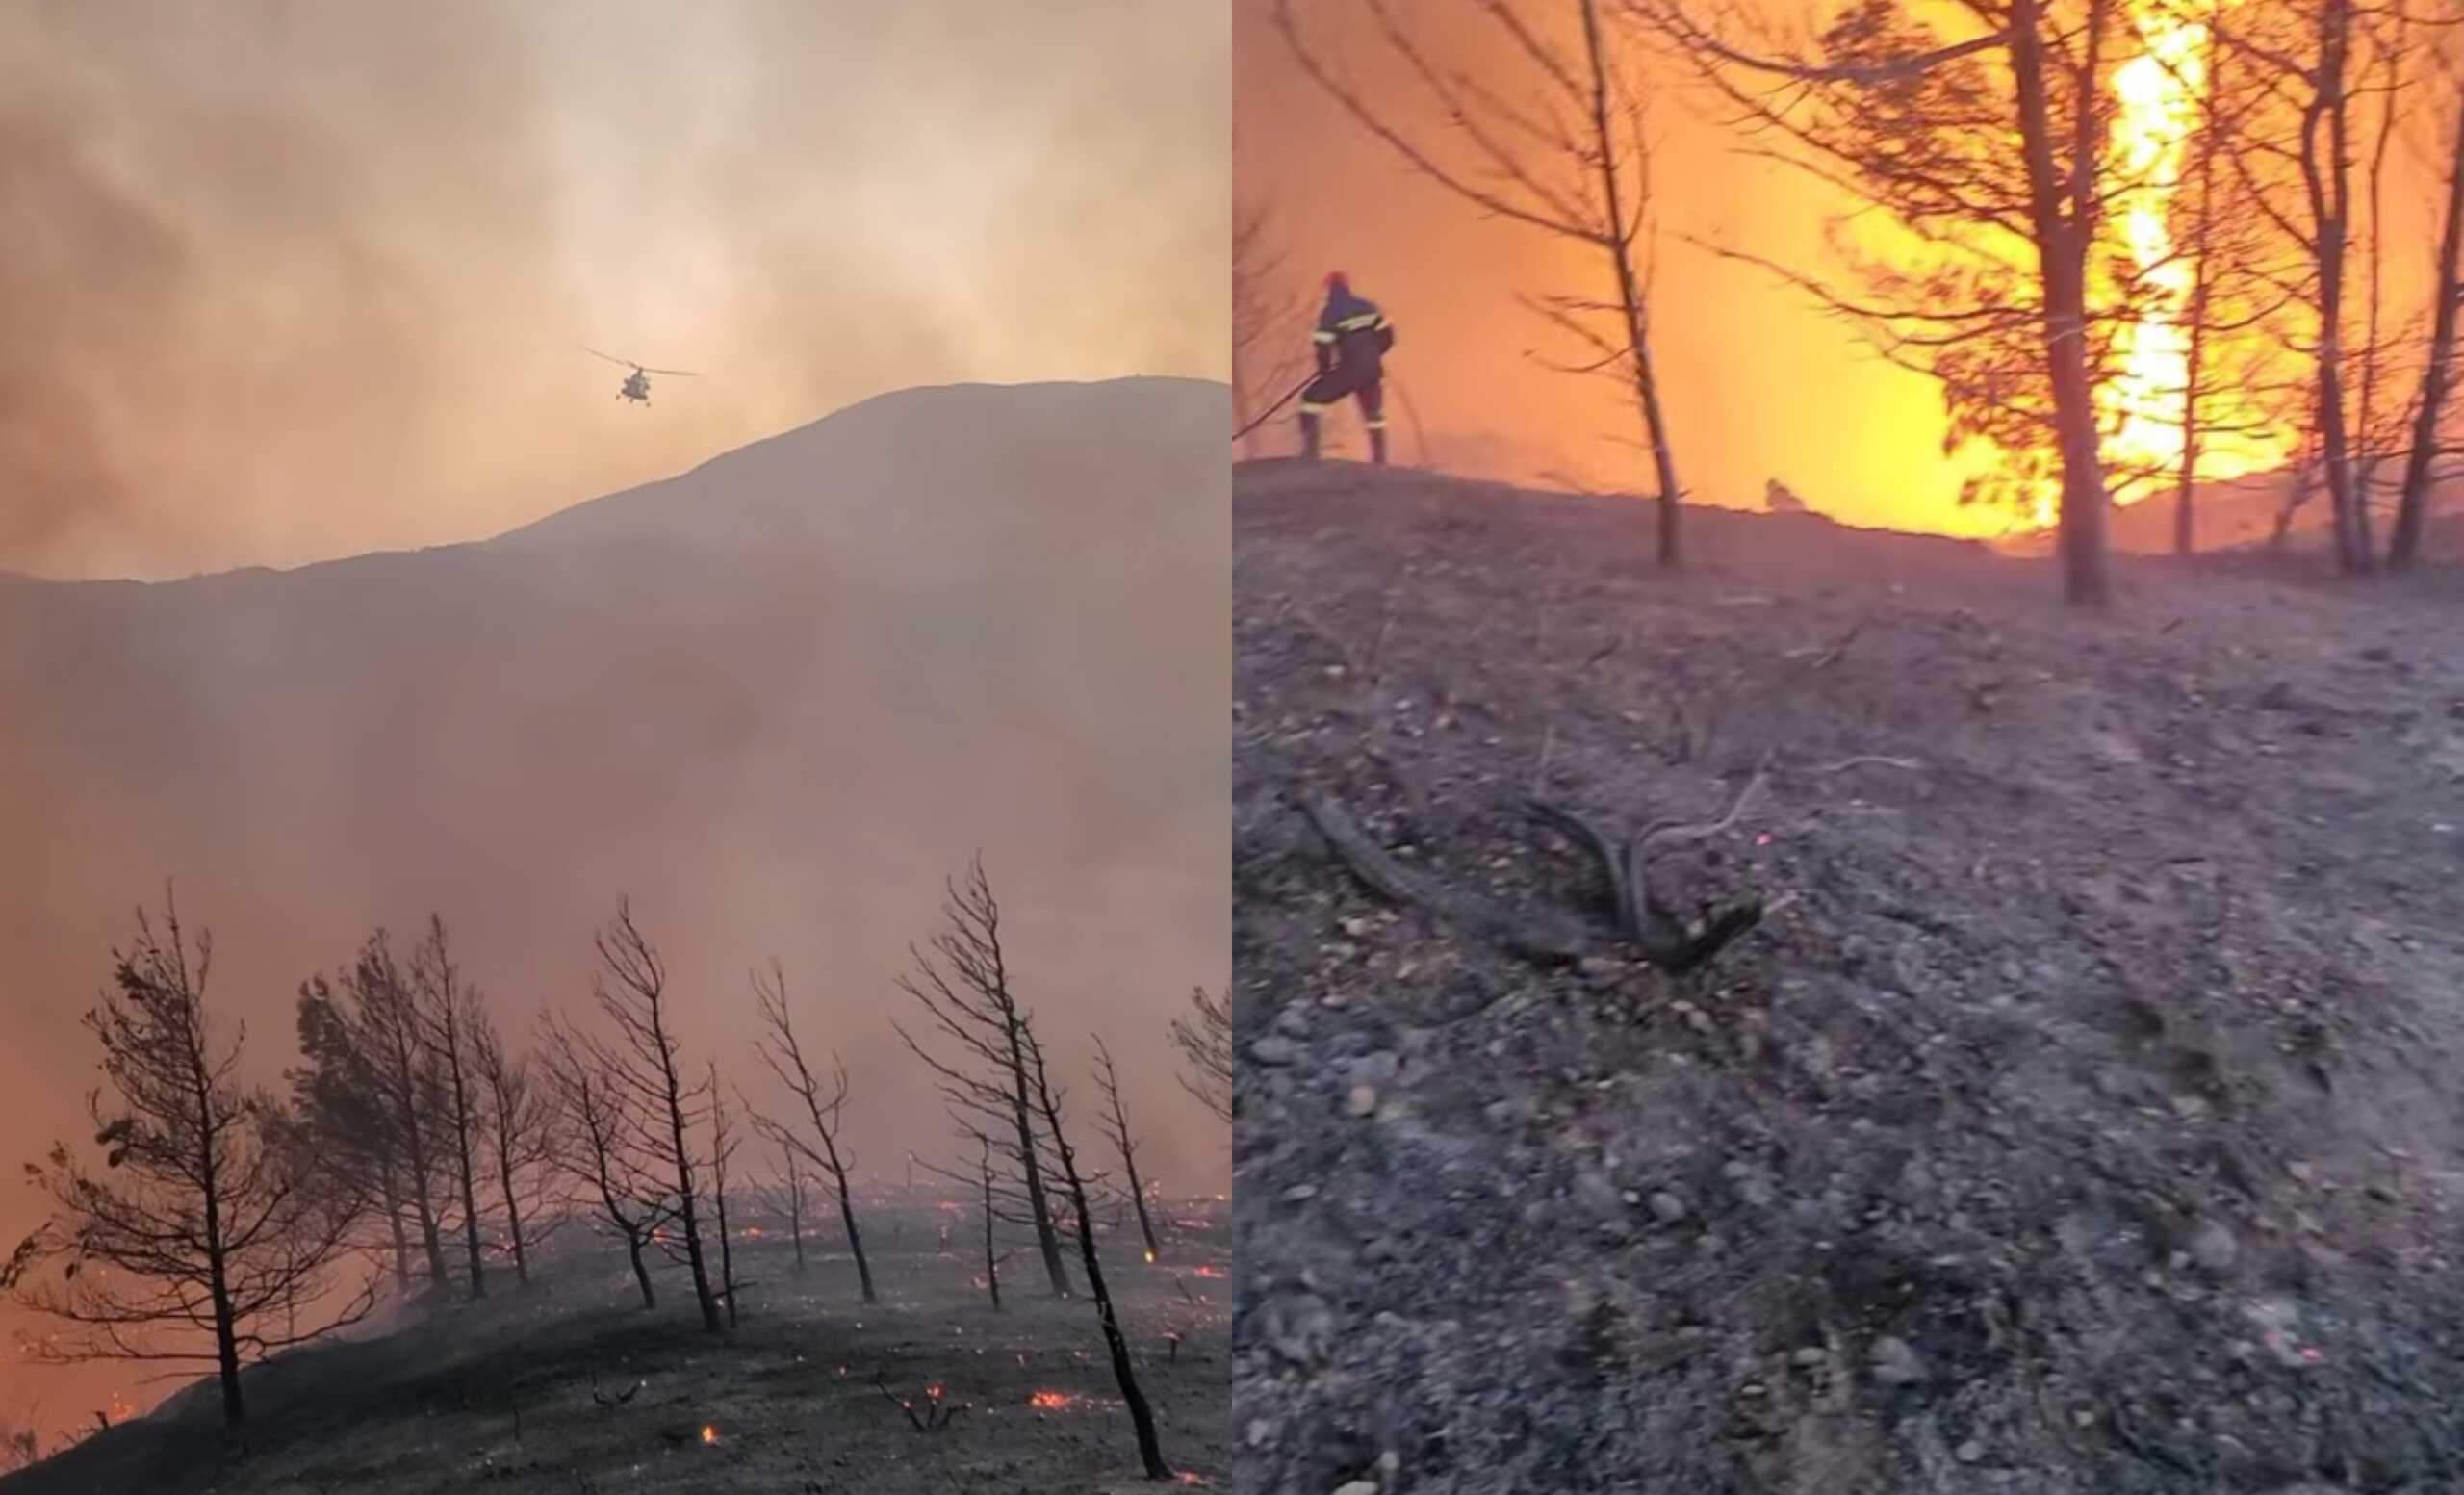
top-left (0, 0), bottom-right (1225, 1445)
top-left (0, 0), bottom-right (1228, 580)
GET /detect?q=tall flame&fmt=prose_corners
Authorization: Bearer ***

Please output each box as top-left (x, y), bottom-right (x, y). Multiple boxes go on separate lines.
top-left (2102, 8), bottom-right (2210, 480)
top-left (2097, 0), bottom-right (2286, 518)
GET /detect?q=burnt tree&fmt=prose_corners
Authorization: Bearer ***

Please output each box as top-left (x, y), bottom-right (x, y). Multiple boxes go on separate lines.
top-left (6, 894), bottom-right (375, 1428)
top-left (892, 858), bottom-right (1073, 1300)
top-left (340, 930), bottom-right (452, 1288)
top-left (1279, 0), bottom-right (1687, 562)
top-left (589, 903), bottom-right (724, 1333)
top-left (2391, 47), bottom-right (2464, 565)
top-left (472, 1012), bottom-right (558, 1288)
top-left (749, 961), bottom-right (877, 1302)
top-left (1168, 986), bottom-right (1233, 1125)
top-left (1233, 187), bottom-right (1309, 458)
top-left (1091, 1035), bottom-right (1164, 1263)
top-left (978, 1138), bottom-right (1005, 1311)
top-left (1022, 1027), bottom-right (1172, 1481)
top-left (706, 1063), bottom-right (741, 1330)
top-left (538, 1014), bottom-right (671, 1309)
top-left (290, 976), bottom-right (415, 1290)
top-left (412, 916), bottom-right (489, 1301)
top-left (1632, 0), bottom-right (2145, 604)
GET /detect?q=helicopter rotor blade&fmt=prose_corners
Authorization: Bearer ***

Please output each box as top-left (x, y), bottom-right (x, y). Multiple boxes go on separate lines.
top-left (580, 346), bottom-right (635, 368)
top-left (638, 367), bottom-right (698, 377)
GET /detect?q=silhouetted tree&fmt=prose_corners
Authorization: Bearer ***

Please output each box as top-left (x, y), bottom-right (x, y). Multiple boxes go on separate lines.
top-left (893, 859), bottom-right (1073, 1300)
top-left (706, 1063), bottom-right (741, 1330)
top-left (2392, 46), bottom-right (2464, 564)
top-left (1233, 187), bottom-right (1309, 458)
top-left (472, 1011), bottom-right (558, 1288)
top-left (1091, 1036), bottom-right (1163, 1263)
top-left (340, 930), bottom-right (453, 1287)
top-left (1633, 0), bottom-right (2143, 603)
top-left (412, 915), bottom-right (489, 1300)
top-left (1279, 0), bottom-right (1688, 562)
top-left (768, 1145), bottom-right (809, 1276)
top-left (1022, 1027), bottom-right (1172, 1480)
top-left (5, 893), bottom-right (375, 1428)
top-left (749, 962), bottom-right (877, 1302)
top-left (290, 976), bottom-right (415, 1289)
top-left (977, 1138), bottom-right (1006, 1311)
top-left (589, 902), bottom-right (723, 1333)
top-left (538, 1014), bottom-right (670, 1309)
top-left (1168, 986), bottom-right (1233, 1125)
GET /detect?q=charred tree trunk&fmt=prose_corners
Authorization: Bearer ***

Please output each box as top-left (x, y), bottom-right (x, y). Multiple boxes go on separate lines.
top-left (1092, 1036), bottom-right (1163, 1263)
top-left (981, 1142), bottom-right (1004, 1312)
top-left (2012, 0), bottom-right (2114, 606)
top-left (833, 1173), bottom-right (875, 1304)
top-left (491, 1132), bottom-right (529, 1288)
top-left (1580, 0), bottom-right (1682, 566)
top-left (1029, 1041), bottom-right (1168, 1481)
top-left (2176, 41), bottom-right (2223, 556)
top-left (192, 1043), bottom-right (244, 1427)
top-left (380, 1162), bottom-right (413, 1291)
top-left (661, 1073), bottom-right (721, 1332)
top-left (628, 1236), bottom-right (655, 1309)
top-left (2310, 0), bottom-right (2370, 572)
top-left (2391, 78), bottom-right (2464, 567)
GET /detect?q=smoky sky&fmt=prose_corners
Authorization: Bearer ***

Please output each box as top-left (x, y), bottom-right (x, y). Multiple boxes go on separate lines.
top-left (0, 0), bottom-right (1229, 580)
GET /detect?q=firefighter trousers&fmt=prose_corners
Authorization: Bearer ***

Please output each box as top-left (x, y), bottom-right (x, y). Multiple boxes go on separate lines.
top-left (1298, 370), bottom-right (1386, 464)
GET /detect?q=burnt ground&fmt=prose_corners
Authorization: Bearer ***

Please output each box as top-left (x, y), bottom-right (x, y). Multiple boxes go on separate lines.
top-left (1231, 460), bottom-right (2464, 1495)
top-left (0, 1199), bottom-right (1229, 1494)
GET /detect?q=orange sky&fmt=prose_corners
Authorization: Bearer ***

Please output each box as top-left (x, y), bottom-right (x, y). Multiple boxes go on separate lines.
top-left (1236, 0), bottom-right (2011, 536)
top-left (1234, 0), bottom-right (2446, 539)
top-left (0, 0), bottom-right (1229, 580)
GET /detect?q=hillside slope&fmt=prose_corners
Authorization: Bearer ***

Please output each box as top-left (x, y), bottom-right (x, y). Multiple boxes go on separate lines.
top-left (1235, 460), bottom-right (2464, 1494)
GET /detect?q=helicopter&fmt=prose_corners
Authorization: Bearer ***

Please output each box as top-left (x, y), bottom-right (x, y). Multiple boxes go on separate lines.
top-left (583, 347), bottom-right (697, 405)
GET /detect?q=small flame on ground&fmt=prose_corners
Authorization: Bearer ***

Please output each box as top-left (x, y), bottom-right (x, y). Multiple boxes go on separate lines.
top-left (1143, 1249), bottom-right (1156, 1264)
top-left (925, 1383), bottom-right (944, 1401)
top-left (1191, 1264), bottom-right (1226, 1279)
top-left (1029, 1390), bottom-right (1075, 1410)
top-left (700, 1425), bottom-right (719, 1446)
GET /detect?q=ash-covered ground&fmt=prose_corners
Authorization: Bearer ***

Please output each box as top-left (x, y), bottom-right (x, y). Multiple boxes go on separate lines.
top-left (1, 1197), bottom-right (1229, 1494)
top-left (1233, 460), bottom-right (2464, 1495)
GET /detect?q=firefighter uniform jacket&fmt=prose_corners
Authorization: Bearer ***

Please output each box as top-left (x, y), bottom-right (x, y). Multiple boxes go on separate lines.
top-left (1313, 290), bottom-right (1395, 385)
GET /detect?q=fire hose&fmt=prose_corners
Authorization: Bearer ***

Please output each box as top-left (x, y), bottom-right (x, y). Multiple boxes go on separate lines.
top-left (1234, 371), bottom-right (1433, 470)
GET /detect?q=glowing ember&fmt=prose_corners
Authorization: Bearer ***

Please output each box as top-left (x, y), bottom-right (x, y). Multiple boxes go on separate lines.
top-left (1191, 1264), bottom-right (1226, 1279)
top-left (700, 1425), bottom-right (719, 1445)
top-left (1143, 1249), bottom-right (1156, 1264)
top-left (1029, 1390), bottom-right (1076, 1410)
top-left (925, 1383), bottom-right (944, 1401)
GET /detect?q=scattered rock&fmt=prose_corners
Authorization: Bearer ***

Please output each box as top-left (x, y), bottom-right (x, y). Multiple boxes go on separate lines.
top-left (1348, 1084), bottom-right (1379, 1118)
top-left (1250, 1036), bottom-right (1303, 1067)
top-left (2189, 1219), bottom-right (2239, 1273)
top-left (1870, 1335), bottom-right (1927, 1386)
top-left (1956, 1438), bottom-right (1985, 1464)
top-left (1649, 1191), bottom-right (1689, 1224)
top-left (1333, 1483), bottom-right (1380, 1495)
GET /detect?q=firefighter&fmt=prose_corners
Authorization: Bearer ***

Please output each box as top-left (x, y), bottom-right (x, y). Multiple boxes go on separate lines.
top-left (1299, 271), bottom-right (1396, 464)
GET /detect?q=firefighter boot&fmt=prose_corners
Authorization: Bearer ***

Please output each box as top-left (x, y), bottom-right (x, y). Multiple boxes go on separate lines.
top-left (1299, 409), bottom-right (1323, 460)
top-left (1370, 425), bottom-right (1390, 466)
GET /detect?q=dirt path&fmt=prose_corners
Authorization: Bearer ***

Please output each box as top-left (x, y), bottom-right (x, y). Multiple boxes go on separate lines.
top-left (1233, 462), bottom-right (2464, 1495)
